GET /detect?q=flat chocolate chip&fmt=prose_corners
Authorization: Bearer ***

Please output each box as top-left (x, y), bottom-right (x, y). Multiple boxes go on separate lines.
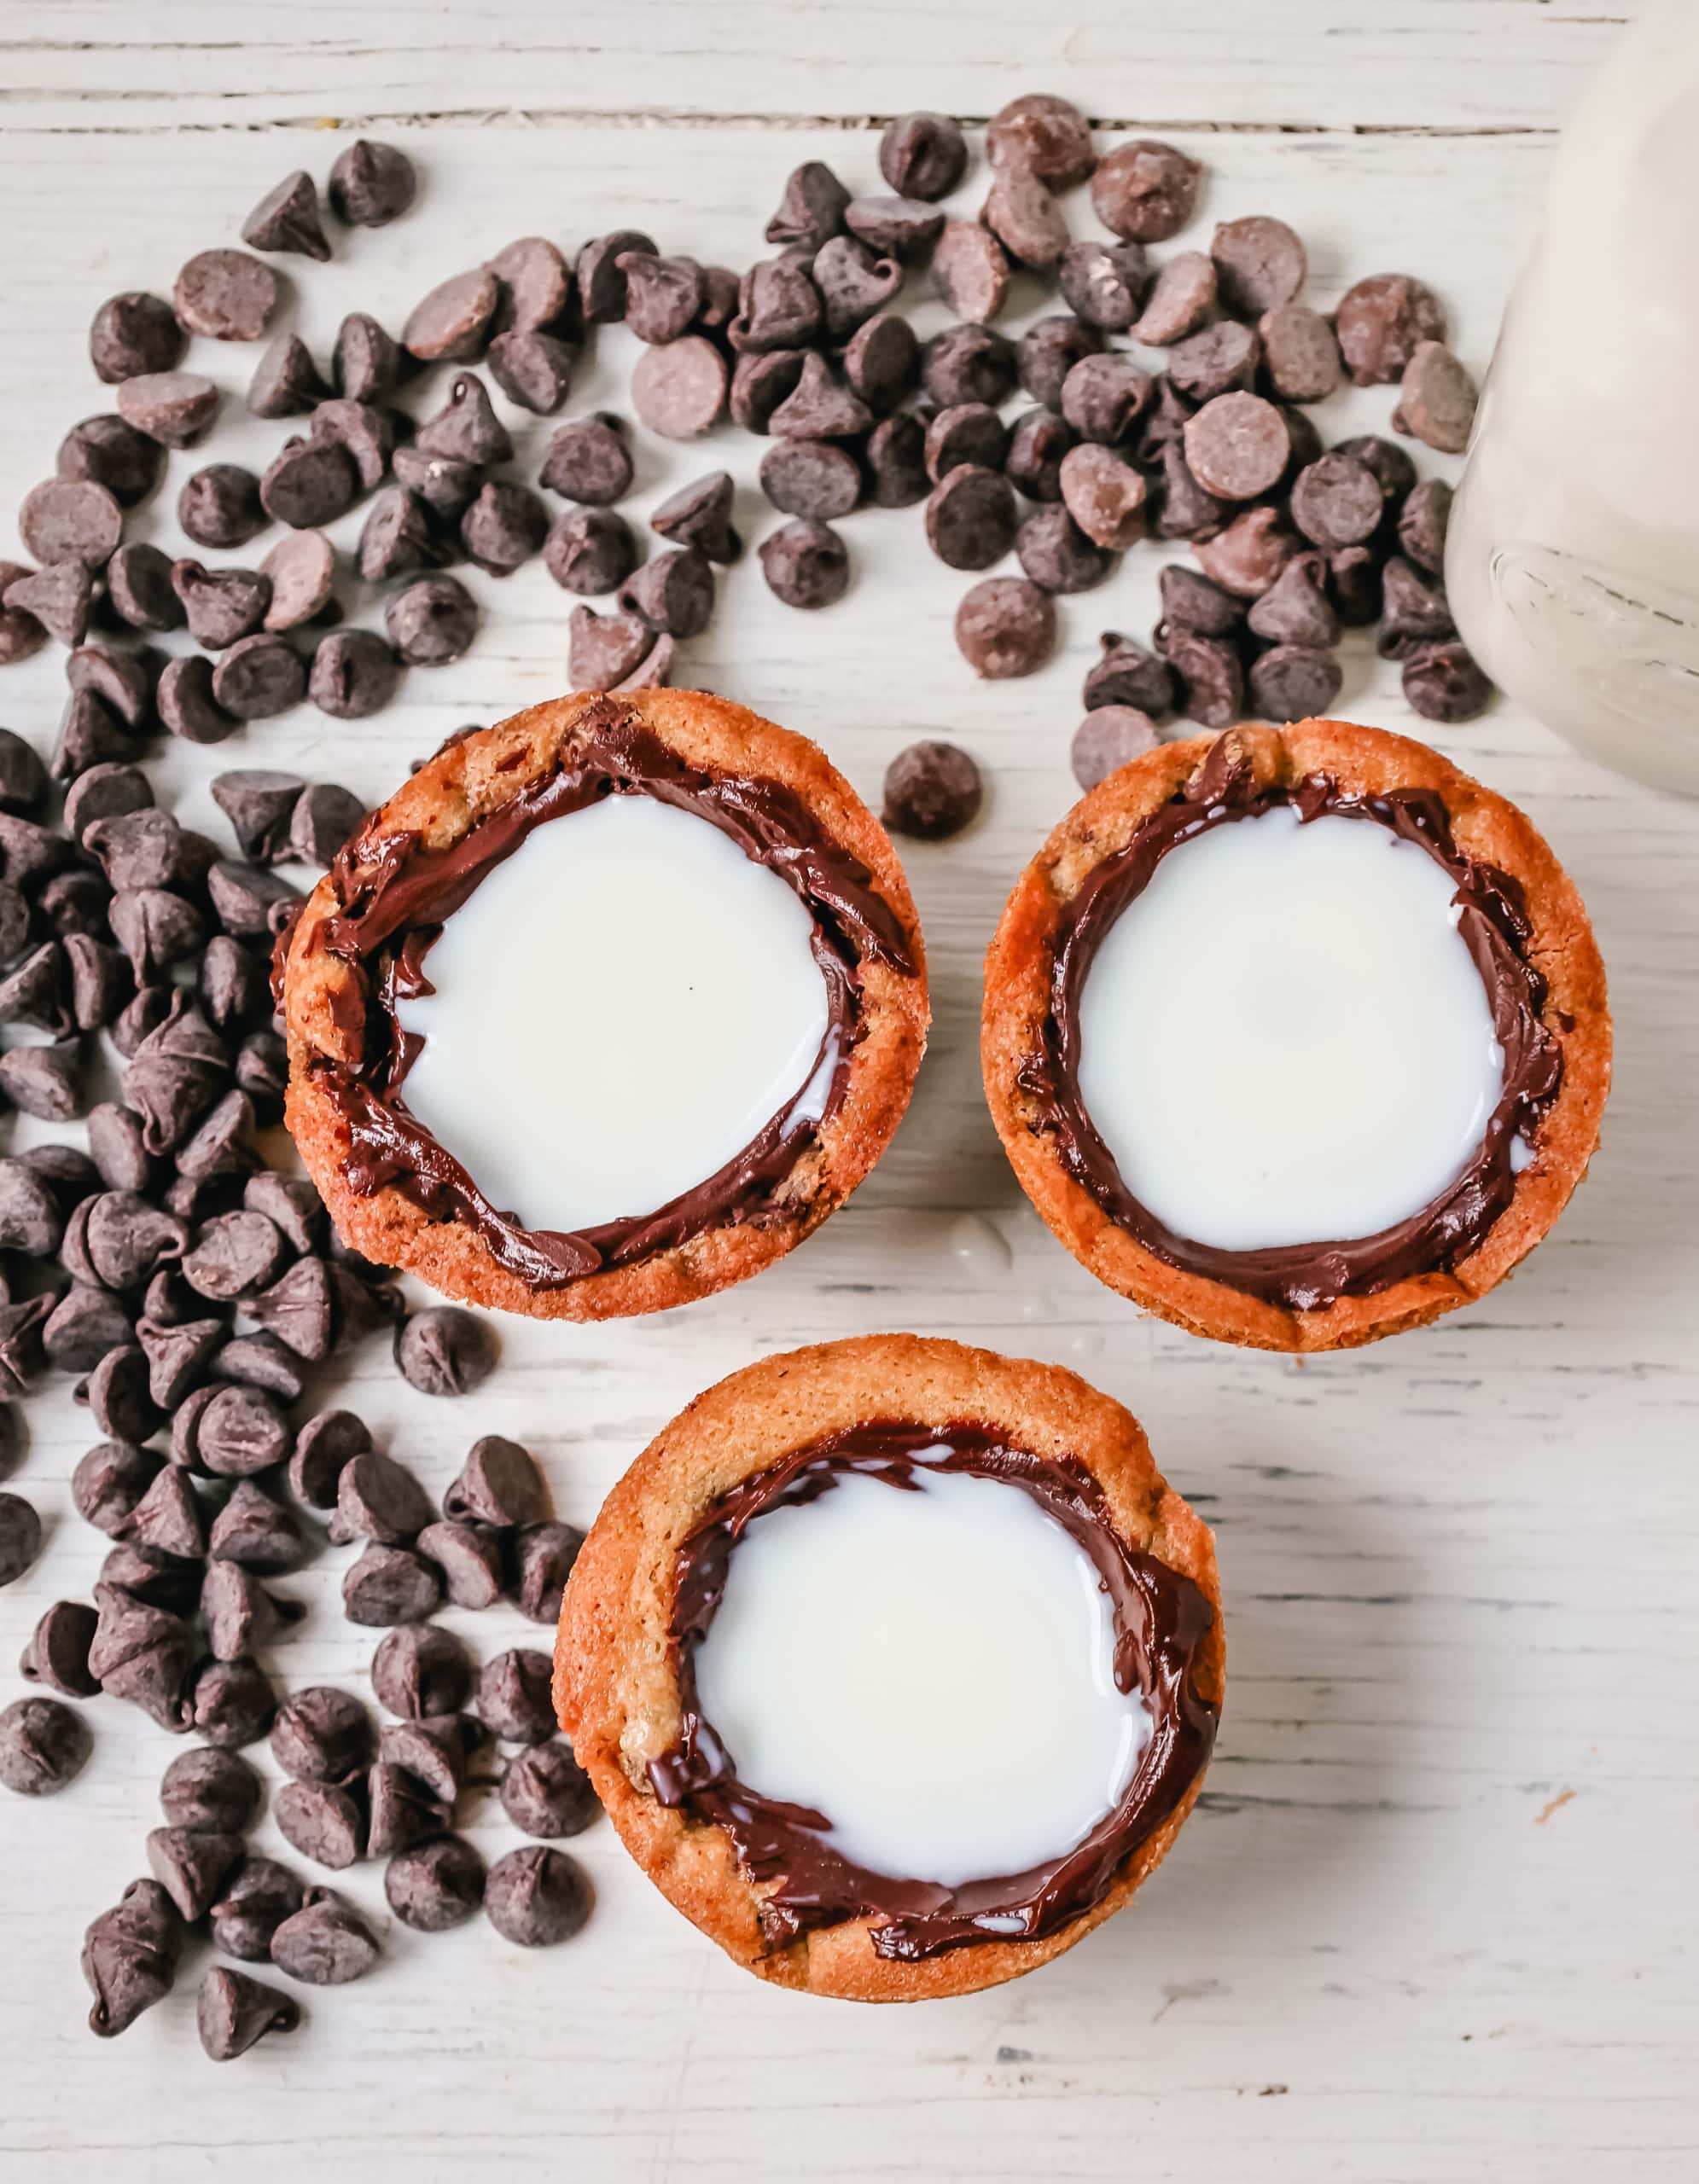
top-left (1091, 140), bottom-right (1202, 242)
top-left (981, 167), bottom-right (1070, 270)
top-left (116, 371), bottom-right (219, 450)
top-left (1394, 340), bottom-right (1478, 454)
top-left (1335, 274), bottom-right (1447, 386)
top-left (1211, 215), bottom-right (1306, 315)
top-left (404, 267), bottom-right (500, 363)
top-left (329, 139), bottom-right (416, 227)
top-left (211, 634), bottom-right (306, 721)
top-left (955, 576), bottom-right (1056, 679)
top-left (631, 335), bottom-right (727, 439)
top-left (1072, 705), bottom-right (1161, 790)
top-left (174, 251), bottom-right (278, 343)
top-left (759, 519), bottom-right (850, 609)
top-left (882, 741), bottom-right (982, 841)
top-left (1260, 303), bottom-right (1344, 402)
top-left (485, 1846), bottom-right (591, 1948)
top-left (1183, 392), bottom-right (1291, 501)
top-left (932, 219), bottom-right (1010, 324)
top-left (1290, 453), bottom-right (1384, 551)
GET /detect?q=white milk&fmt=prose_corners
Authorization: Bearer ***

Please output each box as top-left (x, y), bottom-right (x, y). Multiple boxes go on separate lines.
top-left (1074, 809), bottom-right (1504, 1252)
top-left (693, 1464), bottom-right (1151, 1887)
top-left (394, 794), bottom-right (830, 1232)
top-left (1447, 1), bottom-right (1699, 795)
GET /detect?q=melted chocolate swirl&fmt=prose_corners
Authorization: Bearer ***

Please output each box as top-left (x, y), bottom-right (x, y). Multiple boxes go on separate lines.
top-left (651, 1422), bottom-right (1219, 1963)
top-left (1020, 739), bottom-right (1562, 1310)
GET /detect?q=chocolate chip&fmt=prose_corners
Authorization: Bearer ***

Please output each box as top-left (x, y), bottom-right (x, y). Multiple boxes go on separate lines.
top-left (379, 1716), bottom-right (477, 1803)
top-left (563, 604), bottom-right (648, 689)
top-left (1059, 443), bottom-right (1148, 550)
top-left (812, 234), bottom-right (903, 339)
top-left (366, 1761), bottom-right (449, 1857)
top-left (175, 463), bottom-right (264, 551)
top-left (342, 1543), bottom-right (439, 1626)
top-left (0, 1488), bottom-right (43, 1587)
top-left (386, 1834), bottom-right (484, 1932)
top-left (66, 640), bottom-right (156, 729)
top-left (2, 559), bottom-right (94, 646)
top-left (0, 1296), bottom-right (53, 1391)
top-left (0, 1694), bottom-right (90, 1796)
top-left (768, 351), bottom-right (872, 440)
top-left (403, 265), bottom-right (500, 363)
top-left (1168, 321), bottom-right (1260, 404)
top-left (1161, 572), bottom-right (1247, 648)
top-left (312, 396), bottom-right (397, 491)
top-left (1016, 505), bottom-right (1113, 593)
top-left (53, 687), bottom-right (138, 781)
top-left (89, 1582), bottom-right (195, 1726)
top-left (332, 311), bottom-right (403, 404)
top-left (161, 1745), bottom-right (260, 1832)
top-left (1194, 505), bottom-right (1300, 597)
top-left (573, 227), bottom-right (655, 322)
top-left (1091, 139), bottom-right (1202, 242)
top-left (0, 941), bottom-right (71, 1033)
top-left (501, 1740), bottom-right (597, 1839)
top-left (614, 251), bottom-right (703, 344)
top-left (44, 1285), bottom-right (136, 1373)
top-left (288, 1406), bottom-right (369, 1511)
top-left (73, 1439), bottom-right (159, 1534)
top-left (920, 328), bottom-right (1014, 414)
top-left (1404, 641), bottom-right (1492, 723)
top-left (0, 1041), bottom-right (84, 1120)
top-left (759, 519), bottom-right (850, 609)
top-left (88, 1345), bottom-right (162, 1444)
top-left (631, 335), bottom-right (728, 439)
top-left (540, 414), bottom-right (632, 507)
top-left (1183, 392), bottom-right (1290, 501)
top-left (1072, 705), bottom-right (1161, 790)
top-left (271, 1887), bottom-right (381, 1983)
top-left (173, 249), bottom-right (278, 343)
top-left (416, 1519), bottom-right (505, 1610)
top-left (275, 1779), bottom-right (364, 1868)
top-left (169, 561), bottom-right (267, 652)
top-left (329, 138), bottom-right (416, 227)
top-left (842, 312), bottom-right (918, 412)
top-left (211, 1332), bottom-right (304, 1403)
top-left (201, 1560), bottom-right (300, 1663)
top-left (982, 166), bottom-right (1070, 270)
top-left (1248, 642), bottom-right (1343, 723)
top-left (765, 160), bottom-right (849, 250)
top-left (866, 413), bottom-right (929, 509)
top-left (1004, 408), bottom-right (1076, 502)
top-left (461, 480), bottom-right (548, 577)
top-left (331, 1449), bottom-right (434, 1548)
top-left (207, 1482), bottom-right (302, 1571)
top-left (882, 741), bottom-right (982, 841)
top-left (211, 770), bottom-right (300, 863)
top-left (444, 1435), bottom-right (547, 1528)
top-left (508, 1521), bottom-right (583, 1625)
top-left (0, 568), bottom-right (47, 665)
top-left (926, 466), bottom-right (1018, 571)
top-left (1125, 251), bottom-right (1214, 346)
top-left (845, 195), bottom-right (946, 260)
top-left (197, 1966), bottom-right (300, 2061)
top-left (374, 1624), bottom-right (473, 1723)
top-left (932, 219), bottom-right (1010, 323)
top-left (1398, 479), bottom-right (1452, 576)
top-left (188, 1381), bottom-right (293, 1478)
top-left (99, 1542), bottom-right (199, 1616)
top-left (241, 168), bottom-right (330, 260)
top-left (1247, 554), bottom-right (1339, 649)
top-left (1336, 274), bottom-right (1447, 386)
top-left (1163, 626), bottom-right (1246, 728)
top-left (730, 257), bottom-right (823, 354)
top-left (90, 292), bottom-right (185, 383)
top-left (260, 435), bottom-right (359, 530)
top-left (57, 415), bottom-right (166, 508)
top-left (1260, 303), bottom-right (1343, 403)
top-left (1289, 452), bottom-right (1384, 553)
top-left (116, 369), bottom-right (219, 449)
top-left (64, 750), bottom-right (150, 839)
top-left (1206, 215), bottom-right (1306, 316)
top-left (730, 349), bottom-right (807, 433)
top-left (189, 1658), bottom-right (278, 1749)
top-left (247, 331), bottom-right (330, 419)
top-left (207, 1856), bottom-right (300, 1962)
top-left (272, 1687), bottom-right (370, 1787)
top-left (651, 471), bottom-right (741, 564)
top-left (210, 634), bottom-right (306, 721)
top-left (486, 328), bottom-right (575, 415)
top-left (1394, 340), bottom-right (1477, 454)
top-left (477, 1648), bottom-right (556, 1744)
top-left (82, 1879), bottom-right (183, 2036)
top-left (1060, 354), bottom-right (1152, 445)
top-left (486, 1845), bottom-right (591, 1948)
top-left (289, 781), bottom-right (366, 864)
top-left (146, 1826), bottom-right (244, 1923)
top-left (1334, 433), bottom-right (1418, 508)
top-left (955, 576), bottom-right (1056, 679)
top-left (309, 627), bottom-right (400, 718)
top-left (619, 549), bottom-right (714, 639)
top-left (880, 112), bottom-right (968, 200)
top-left (1378, 555), bottom-right (1458, 659)
top-left (355, 486), bottom-right (443, 585)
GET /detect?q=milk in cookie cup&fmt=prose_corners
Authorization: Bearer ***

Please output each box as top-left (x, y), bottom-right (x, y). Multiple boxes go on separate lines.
top-left (280, 690), bottom-right (928, 1321)
top-left (555, 1334), bottom-right (1222, 2002)
top-left (982, 723), bottom-right (1610, 1350)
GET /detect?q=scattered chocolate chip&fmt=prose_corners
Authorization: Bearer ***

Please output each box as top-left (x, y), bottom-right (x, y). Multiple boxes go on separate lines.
top-left (260, 434), bottom-right (359, 530)
top-left (1247, 553), bottom-right (1339, 649)
top-left (208, 633), bottom-right (307, 722)
top-left (209, 1856), bottom-right (303, 1962)
top-left (90, 292), bottom-right (186, 384)
top-left (982, 166), bottom-right (1070, 270)
top-left (0, 567), bottom-right (47, 665)
top-left (212, 1331), bottom-right (305, 1403)
top-left (73, 1439), bottom-right (160, 1535)
top-left (768, 351), bottom-right (872, 441)
top-left (207, 1481), bottom-right (302, 1571)
top-left (174, 250), bottom-right (278, 343)
top-left (461, 479), bottom-right (549, 576)
top-left (288, 781), bottom-right (366, 865)
top-left (1403, 639), bottom-right (1493, 723)
top-left (812, 234), bottom-right (904, 339)
top-left (1289, 451), bottom-right (1384, 552)
top-left (501, 1740), bottom-right (598, 1839)
top-left (443, 1436), bottom-right (546, 1529)
top-left (882, 741), bottom-right (982, 840)
top-left (477, 1649), bottom-right (556, 1744)
top-left (1016, 504), bottom-right (1113, 593)
top-left (20, 1597), bottom-right (101, 1699)
top-left (287, 1406), bottom-right (369, 1513)
top-left (845, 195), bottom-right (946, 261)
top-left (161, 1745), bottom-right (260, 1833)
top-left (759, 518), bottom-right (850, 609)
top-left (955, 575), bottom-right (1056, 679)
top-left (1059, 443), bottom-right (1148, 550)
top-left (201, 1560), bottom-right (300, 1661)
top-left (0, 1694), bottom-right (90, 1796)
top-left (1182, 392), bottom-right (1290, 501)
top-left (342, 1543), bottom-right (440, 1627)
top-left (3, 559), bottom-right (95, 647)
top-left (146, 1826), bottom-right (245, 1922)
top-left (311, 396), bottom-right (396, 491)
top-left (486, 327), bottom-right (575, 414)
top-left (1168, 321), bottom-right (1260, 405)
top-left (880, 113), bottom-right (968, 201)
top-left (730, 348), bottom-right (807, 433)
top-left (57, 415), bottom-right (166, 508)
top-left (330, 1448), bottom-right (434, 1548)
top-left (1394, 340), bottom-right (1478, 454)
top-left (1194, 504), bottom-right (1300, 597)
top-left (242, 169), bottom-right (330, 259)
top-left (0, 1488), bottom-right (44, 1586)
top-left (177, 463), bottom-right (265, 550)
top-left (367, 1761), bottom-right (449, 1857)
top-left (1162, 625), bottom-right (1247, 728)
top-left (271, 1686), bottom-right (369, 1787)
top-left (170, 561), bottom-right (269, 651)
top-left (730, 256), bottom-right (823, 354)
top-left (309, 627), bottom-right (400, 718)
top-left (198, 1965), bottom-right (300, 2061)
top-left (618, 548), bottom-right (714, 639)
top-left (651, 471), bottom-right (741, 563)
top-left (0, 1040), bottom-right (84, 1119)
top-left (931, 218), bottom-right (1010, 323)
top-left (211, 769), bottom-right (300, 863)
top-left (329, 138), bottom-right (416, 227)
top-left (841, 312), bottom-right (918, 413)
top-left (332, 311), bottom-right (403, 404)
top-left (416, 1519), bottom-right (505, 1610)
top-left (44, 1285), bottom-right (136, 1372)
top-left (82, 1879), bottom-right (183, 2036)
top-left (1004, 407), bottom-right (1075, 502)
top-left (403, 266), bottom-right (500, 363)
top-left (1060, 353), bottom-right (1152, 445)
top-left (631, 334), bottom-right (728, 439)
top-left (1336, 274), bottom-right (1447, 386)
top-left (1091, 139), bottom-right (1202, 243)
top-left (374, 1624), bottom-right (474, 1724)
top-left (116, 370), bottom-right (219, 450)
top-left (508, 1521), bottom-right (584, 1625)
top-left (486, 1845), bottom-right (591, 1948)
top-left (1071, 706), bottom-right (1161, 790)
top-left (925, 465), bottom-right (1018, 571)
top-left (1247, 642), bottom-right (1343, 723)
top-left (1398, 478), bottom-right (1452, 576)
top-left (189, 1658), bottom-right (278, 1749)
top-left (1260, 302), bottom-right (1343, 402)
top-left (270, 1887), bottom-right (380, 1983)
top-left (379, 1716), bottom-right (475, 1804)
top-left (1377, 555), bottom-right (1458, 659)
top-left (247, 331), bottom-right (331, 419)
top-left (276, 1779), bottom-right (364, 1868)
top-left (1159, 568), bottom-right (1246, 646)
top-left (765, 160), bottom-right (849, 251)
top-left (386, 1834), bottom-right (484, 1932)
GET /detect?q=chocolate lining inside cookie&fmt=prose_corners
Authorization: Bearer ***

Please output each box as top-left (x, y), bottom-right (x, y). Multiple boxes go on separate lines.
top-left (649, 1421), bottom-right (1218, 1963)
top-left (307, 698), bottom-right (913, 1287)
top-left (1019, 736), bottom-right (1562, 1309)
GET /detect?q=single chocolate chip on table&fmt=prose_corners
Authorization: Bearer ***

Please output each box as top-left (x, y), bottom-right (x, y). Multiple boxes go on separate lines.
top-left (485, 1846), bottom-right (591, 1948)
top-left (631, 336), bottom-right (728, 439)
top-left (174, 250), bottom-right (279, 343)
top-left (20, 1600), bottom-right (101, 1698)
top-left (198, 1966), bottom-right (301, 2062)
top-left (955, 577), bottom-right (1056, 679)
top-left (759, 520), bottom-right (850, 610)
top-left (82, 1879), bottom-right (183, 2037)
top-left (0, 1695), bottom-right (90, 1796)
top-left (1072, 706), bottom-right (1161, 791)
top-left (241, 170), bottom-right (330, 260)
top-left (882, 741), bottom-right (982, 842)
top-left (329, 139), bottom-right (417, 227)
top-left (879, 112), bottom-right (968, 201)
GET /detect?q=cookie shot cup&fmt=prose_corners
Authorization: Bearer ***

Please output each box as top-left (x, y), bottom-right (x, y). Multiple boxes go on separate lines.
top-left (555, 1334), bottom-right (1222, 2003)
top-left (281, 690), bottom-right (928, 1320)
top-left (981, 723), bottom-right (1610, 1351)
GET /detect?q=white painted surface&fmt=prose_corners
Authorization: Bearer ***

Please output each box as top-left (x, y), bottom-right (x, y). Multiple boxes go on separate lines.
top-left (2, 6), bottom-right (1696, 2182)
top-left (394, 793), bottom-right (830, 1232)
top-left (693, 1460), bottom-right (1150, 1888)
top-left (1075, 807), bottom-right (1504, 1250)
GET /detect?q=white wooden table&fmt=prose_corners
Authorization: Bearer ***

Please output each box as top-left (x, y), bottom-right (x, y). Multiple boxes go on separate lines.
top-left (3, 5), bottom-right (1696, 2178)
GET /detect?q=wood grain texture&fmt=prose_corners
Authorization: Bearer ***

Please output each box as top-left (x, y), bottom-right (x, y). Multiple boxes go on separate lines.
top-left (3, 5), bottom-right (1696, 2179)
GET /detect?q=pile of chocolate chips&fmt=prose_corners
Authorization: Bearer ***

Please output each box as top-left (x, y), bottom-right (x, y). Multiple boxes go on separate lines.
top-left (2, 104), bottom-right (1486, 854)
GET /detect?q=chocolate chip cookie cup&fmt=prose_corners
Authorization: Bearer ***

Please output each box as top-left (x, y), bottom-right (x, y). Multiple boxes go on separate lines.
top-left (982, 723), bottom-right (1610, 1352)
top-left (281, 690), bottom-right (928, 1321)
top-left (554, 1334), bottom-right (1222, 2003)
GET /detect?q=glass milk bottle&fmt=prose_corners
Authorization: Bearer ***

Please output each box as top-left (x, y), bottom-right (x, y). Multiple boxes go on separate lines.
top-left (1446, 1), bottom-right (1699, 796)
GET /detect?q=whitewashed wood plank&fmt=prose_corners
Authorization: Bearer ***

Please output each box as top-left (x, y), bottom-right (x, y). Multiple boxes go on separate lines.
top-left (1, 0), bottom-right (1633, 135)
top-left (0, 94), bottom-right (1695, 2184)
